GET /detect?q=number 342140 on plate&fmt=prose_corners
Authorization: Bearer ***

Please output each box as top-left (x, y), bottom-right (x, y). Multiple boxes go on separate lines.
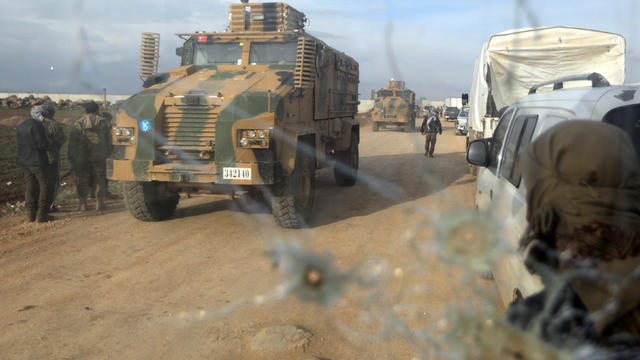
top-left (222, 167), bottom-right (252, 180)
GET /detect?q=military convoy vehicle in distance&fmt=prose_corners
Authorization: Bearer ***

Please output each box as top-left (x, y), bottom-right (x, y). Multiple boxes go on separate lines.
top-left (107, 2), bottom-right (360, 228)
top-left (371, 80), bottom-right (416, 132)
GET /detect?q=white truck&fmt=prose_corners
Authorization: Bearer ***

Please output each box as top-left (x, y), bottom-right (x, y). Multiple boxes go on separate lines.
top-left (445, 97), bottom-right (462, 109)
top-left (467, 26), bottom-right (626, 144)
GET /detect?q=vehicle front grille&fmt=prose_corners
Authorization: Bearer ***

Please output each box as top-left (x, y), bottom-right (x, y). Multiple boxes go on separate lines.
top-left (161, 104), bottom-right (217, 151)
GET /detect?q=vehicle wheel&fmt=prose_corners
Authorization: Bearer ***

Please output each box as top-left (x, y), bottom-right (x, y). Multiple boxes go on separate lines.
top-left (334, 132), bottom-right (359, 186)
top-left (121, 181), bottom-right (179, 221)
top-left (271, 144), bottom-right (316, 228)
top-left (372, 122), bottom-right (379, 132)
top-left (403, 122), bottom-right (413, 132)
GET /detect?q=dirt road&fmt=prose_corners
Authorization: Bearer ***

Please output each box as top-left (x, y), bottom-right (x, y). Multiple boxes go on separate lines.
top-left (0, 121), bottom-right (500, 359)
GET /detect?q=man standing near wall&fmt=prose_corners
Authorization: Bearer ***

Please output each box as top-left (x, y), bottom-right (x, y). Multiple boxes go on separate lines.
top-left (16, 105), bottom-right (51, 222)
top-left (421, 110), bottom-right (443, 158)
top-left (42, 104), bottom-right (66, 212)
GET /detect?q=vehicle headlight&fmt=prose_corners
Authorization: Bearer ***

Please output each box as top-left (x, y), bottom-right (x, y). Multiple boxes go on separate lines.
top-left (114, 127), bottom-right (136, 144)
top-left (238, 129), bottom-right (270, 148)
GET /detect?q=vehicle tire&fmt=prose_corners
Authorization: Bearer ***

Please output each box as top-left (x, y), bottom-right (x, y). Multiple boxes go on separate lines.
top-left (404, 122), bottom-right (413, 132)
top-left (121, 181), bottom-right (179, 221)
top-left (372, 122), bottom-right (379, 132)
top-left (334, 132), bottom-right (359, 186)
top-left (271, 144), bottom-right (316, 228)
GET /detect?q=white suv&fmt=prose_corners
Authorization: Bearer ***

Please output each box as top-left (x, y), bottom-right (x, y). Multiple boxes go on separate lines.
top-left (466, 73), bottom-right (640, 305)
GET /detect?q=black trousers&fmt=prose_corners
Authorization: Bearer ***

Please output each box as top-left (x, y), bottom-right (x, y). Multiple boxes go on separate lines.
top-left (45, 162), bottom-right (59, 209)
top-left (424, 133), bottom-right (438, 155)
top-left (75, 160), bottom-right (107, 202)
top-left (23, 166), bottom-right (48, 221)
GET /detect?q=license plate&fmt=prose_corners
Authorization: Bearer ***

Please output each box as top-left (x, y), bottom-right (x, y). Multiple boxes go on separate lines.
top-left (223, 167), bottom-right (251, 180)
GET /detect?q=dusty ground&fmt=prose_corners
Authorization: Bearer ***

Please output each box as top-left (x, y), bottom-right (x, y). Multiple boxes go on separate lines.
top-left (0, 121), bottom-right (501, 359)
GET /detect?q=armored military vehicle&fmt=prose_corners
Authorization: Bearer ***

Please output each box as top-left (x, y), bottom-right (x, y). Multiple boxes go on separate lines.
top-left (371, 80), bottom-right (416, 132)
top-left (107, 2), bottom-right (360, 228)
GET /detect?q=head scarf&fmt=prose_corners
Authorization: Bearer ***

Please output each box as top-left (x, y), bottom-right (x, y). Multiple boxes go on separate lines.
top-left (521, 121), bottom-right (640, 342)
top-left (521, 121), bottom-right (640, 261)
top-left (30, 105), bottom-right (47, 122)
top-left (43, 104), bottom-right (55, 119)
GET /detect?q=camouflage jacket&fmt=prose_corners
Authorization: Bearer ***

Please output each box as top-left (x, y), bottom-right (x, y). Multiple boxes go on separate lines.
top-left (68, 113), bottom-right (112, 165)
top-left (43, 118), bottom-right (66, 164)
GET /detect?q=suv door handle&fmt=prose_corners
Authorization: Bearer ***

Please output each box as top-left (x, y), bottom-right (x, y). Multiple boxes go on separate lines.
top-left (490, 189), bottom-right (493, 200)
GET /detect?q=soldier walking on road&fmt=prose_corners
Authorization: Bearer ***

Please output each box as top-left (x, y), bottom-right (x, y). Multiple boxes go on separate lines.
top-left (420, 110), bottom-right (442, 157)
top-left (68, 101), bottom-right (112, 211)
top-left (16, 105), bottom-right (51, 222)
top-left (42, 105), bottom-right (66, 212)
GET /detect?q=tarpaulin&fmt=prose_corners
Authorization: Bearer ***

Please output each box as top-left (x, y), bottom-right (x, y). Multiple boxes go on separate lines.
top-left (469, 27), bottom-right (626, 132)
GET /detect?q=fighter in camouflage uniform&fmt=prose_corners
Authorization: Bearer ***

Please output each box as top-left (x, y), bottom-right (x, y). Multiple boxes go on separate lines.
top-left (42, 105), bottom-right (66, 211)
top-left (68, 101), bottom-right (112, 211)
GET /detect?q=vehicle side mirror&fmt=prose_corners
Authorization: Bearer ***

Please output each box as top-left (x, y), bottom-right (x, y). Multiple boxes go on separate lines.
top-left (467, 139), bottom-right (490, 166)
top-left (176, 47), bottom-right (184, 57)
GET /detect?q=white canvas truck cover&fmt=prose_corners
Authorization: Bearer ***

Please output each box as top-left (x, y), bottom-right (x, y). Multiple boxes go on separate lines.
top-left (469, 26), bottom-right (626, 131)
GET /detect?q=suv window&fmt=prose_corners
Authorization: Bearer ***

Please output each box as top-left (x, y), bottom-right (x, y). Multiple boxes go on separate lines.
top-left (488, 109), bottom-right (514, 173)
top-left (603, 104), bottom-right (640, 162)
top-left (500, 114), bottom-right (539, 187)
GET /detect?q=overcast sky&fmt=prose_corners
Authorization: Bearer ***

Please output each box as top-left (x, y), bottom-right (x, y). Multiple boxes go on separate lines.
top-left (1, 0), bottom-right (639, 100)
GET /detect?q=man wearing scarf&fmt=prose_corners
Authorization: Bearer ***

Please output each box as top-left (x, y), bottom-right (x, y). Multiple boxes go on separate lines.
top-left (506, 121), bottom-right (640, 356)
top-left (16, 105), bottom-right (51, 222)
top-left (420, 110), bottom-right (443, 158)
top-left (68, 101), bottom-right (112, 211)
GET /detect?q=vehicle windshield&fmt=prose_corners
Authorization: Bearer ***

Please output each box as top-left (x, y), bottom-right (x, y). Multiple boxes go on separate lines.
top-left (396, 90), bottom-right (411, 100)
top-left (459, 108), bottom-right (469, 116)
top-left (377, 90), bottom-right (393, 97)
top-left (249, 41), bottom-right (297, 66)
top-left (193, 42), bottom-right (243, 65)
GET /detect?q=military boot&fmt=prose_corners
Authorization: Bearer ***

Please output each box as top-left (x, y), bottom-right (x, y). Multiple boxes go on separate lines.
top-left (27, 206), bottom-right (37, 222)
top-left (36, 209), bottom-right (52, 223)
top-left (77, 198), bottom-right (87, 212)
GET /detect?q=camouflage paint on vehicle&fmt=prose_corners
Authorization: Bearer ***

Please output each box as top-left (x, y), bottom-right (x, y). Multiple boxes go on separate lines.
top-left (371, 80), bottom-right (416, 130)
top-left (107, 2), bottom-right (359, 191)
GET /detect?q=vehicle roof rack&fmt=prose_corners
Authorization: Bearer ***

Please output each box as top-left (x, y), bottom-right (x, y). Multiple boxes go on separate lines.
top-left (528, 72), bottom-right (610, 94)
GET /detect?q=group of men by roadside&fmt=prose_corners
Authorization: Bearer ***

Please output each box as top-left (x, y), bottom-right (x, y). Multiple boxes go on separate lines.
top-left (15, 102), bottom-right (112, 222)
